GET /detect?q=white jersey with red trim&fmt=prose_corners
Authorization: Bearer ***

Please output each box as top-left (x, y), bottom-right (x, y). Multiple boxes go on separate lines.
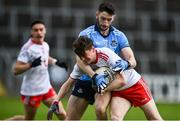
top-left (17, 39), bottom-right (51, 96)
top-left (70, 47), bottom-right (141, 90)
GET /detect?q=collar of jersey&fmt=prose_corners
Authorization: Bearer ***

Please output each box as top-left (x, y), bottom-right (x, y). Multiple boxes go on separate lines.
top-left (94, 24), bottom-right (114, 38)
top-left (31, 39), bottom-right (43, 45)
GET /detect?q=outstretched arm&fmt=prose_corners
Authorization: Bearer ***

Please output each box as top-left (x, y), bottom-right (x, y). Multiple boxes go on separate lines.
top-left (47, 77), bottom-right (75, 120)
top-left (48, 56), bottom-right (68, 70)
top-left (54, 77), bottom-right (75, 101)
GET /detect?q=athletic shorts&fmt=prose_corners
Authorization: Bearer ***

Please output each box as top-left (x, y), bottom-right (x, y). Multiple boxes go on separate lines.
top-left (111, 77), bottom-right (152, 107)
top-left (21, 88), bottom-right (56, 107)
top-left (72, 79), bottom-right (96, 105)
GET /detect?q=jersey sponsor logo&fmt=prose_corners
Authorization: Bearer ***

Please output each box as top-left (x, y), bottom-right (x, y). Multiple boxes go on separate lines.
top-left (111, 40), bottom-right (118, 47)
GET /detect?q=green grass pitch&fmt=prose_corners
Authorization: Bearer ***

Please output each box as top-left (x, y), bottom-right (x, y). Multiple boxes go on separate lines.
top-left (0, 96), bottom-right (180, 120)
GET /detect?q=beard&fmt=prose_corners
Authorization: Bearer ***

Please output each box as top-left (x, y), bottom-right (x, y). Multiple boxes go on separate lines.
top-left (96, 21), bottom-right (109, 32)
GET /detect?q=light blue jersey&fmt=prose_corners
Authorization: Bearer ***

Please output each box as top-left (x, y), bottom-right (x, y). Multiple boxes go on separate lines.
top-left (78, 24), bottom-right (130, 81)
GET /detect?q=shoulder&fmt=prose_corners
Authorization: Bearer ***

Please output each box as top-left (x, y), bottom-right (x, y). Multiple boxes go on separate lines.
top-left (43, 41), bottom-right (49, 47)
top-left (21, 39), bottom-right (33, 51)
top-left (112, 26), bottom-right (127, 37)
top-left (97, 47), bottom-right (113, 54)
top-left (79, 25), bottom-right (95, 36)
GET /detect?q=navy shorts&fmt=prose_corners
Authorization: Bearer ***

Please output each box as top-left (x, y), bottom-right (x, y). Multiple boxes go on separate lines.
top-left (72, 79), bottom-right (96, 105)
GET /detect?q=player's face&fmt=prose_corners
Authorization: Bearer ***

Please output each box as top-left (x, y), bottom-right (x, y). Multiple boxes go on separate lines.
top-left (80, 47), bottom-right (96, 64)
top-left (96, 11), bottom-right (114, 32)
top-left (31, 23), bottom-right (46, 44)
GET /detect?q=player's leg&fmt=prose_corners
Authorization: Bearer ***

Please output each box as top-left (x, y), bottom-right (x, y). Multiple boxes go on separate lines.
top-left (66, 95), bottom-right (89, 120)
top-left (94, 92), bottom-right (111, 120)
top-left (24, 104), bottom-right (38, 120)
top-left (140, 99), bottom-right (163, 120)
top-left (65, 80), bottom-right (96, 120)
top-left (42, 88), bottom-right (66, 120)
top-left (21, 95), bottom-right (39, 120)
top-left (110, 97), bottom-right (131, 121)
top-left (135, 78), bottom-right (163, 120)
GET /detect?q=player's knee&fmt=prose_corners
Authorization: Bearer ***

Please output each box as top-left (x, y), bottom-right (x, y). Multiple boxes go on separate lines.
top-left (55, 111), bottom-right (66, 120)
top-left (111, 114), bottom-right (123, 121)
top-left (95, 104), bottom-right (106, 115)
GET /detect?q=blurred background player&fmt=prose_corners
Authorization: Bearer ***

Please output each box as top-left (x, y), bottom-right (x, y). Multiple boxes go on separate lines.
top-left (74, 2), bottom-right (137, 120)
top-left (74, 36), bottom-right (163, 121)
top-left (12, 20), bottom-right (67, 120)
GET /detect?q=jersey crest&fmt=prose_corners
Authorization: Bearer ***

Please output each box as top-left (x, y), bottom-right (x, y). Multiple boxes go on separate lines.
top-left (111, 40), bottom-right (118, 47)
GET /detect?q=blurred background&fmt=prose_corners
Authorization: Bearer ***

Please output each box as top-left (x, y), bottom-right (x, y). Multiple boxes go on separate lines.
top-left (0, 0), bottom-right (180, 120)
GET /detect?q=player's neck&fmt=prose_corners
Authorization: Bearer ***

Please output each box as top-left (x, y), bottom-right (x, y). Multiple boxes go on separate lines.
top-left (100, 29), bottom-right (109, 36)
top-left (31, 39), bottom-right (43, 45)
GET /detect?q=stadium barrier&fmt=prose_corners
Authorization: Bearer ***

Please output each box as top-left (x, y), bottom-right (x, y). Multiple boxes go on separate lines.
top-left (143, 74), bottom-right (180, 103)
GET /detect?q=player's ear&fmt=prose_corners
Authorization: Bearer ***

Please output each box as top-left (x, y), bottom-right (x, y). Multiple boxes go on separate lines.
top-left (96, 11), bottom-right (99, 19)
top-left (44, 27), bottom-right (47, 34)
top-left (112, 15), bottom-right (116, 22)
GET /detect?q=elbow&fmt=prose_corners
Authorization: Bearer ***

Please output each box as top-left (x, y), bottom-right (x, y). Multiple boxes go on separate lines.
top-left (13, 70), bottom-right (18, 76)
top-left (129, 59), bottom-right (137, 69)
top-left (132, 60), bottom-right (137, 68)
top-left (12, 68), bottom-right (20, 76)
top-left (119, 81), bottom-right (127, 87)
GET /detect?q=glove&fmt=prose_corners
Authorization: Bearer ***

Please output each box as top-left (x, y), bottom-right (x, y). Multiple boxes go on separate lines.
top-left (92, 74), bottom-right (108, 94)
top-left (112, 59), bottom-right (130, 72)
top-left (55, 60), bottom-right (68, 71)
top-left (31, 56), bottom-right (41, 67)
top-left (47, 101), bottom-right (59, 120)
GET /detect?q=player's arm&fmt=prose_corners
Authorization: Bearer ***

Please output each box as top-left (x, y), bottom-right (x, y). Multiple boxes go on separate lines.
top-left (104, 72), bottom-right (126, 92)
top-left (13, 61), bottom-right (31, 75)
top-left (121, 47), bottom-right (136, 69)
top-left (54, 77), bottom-right (75, 101)
top-left (13, 56), bottom-right (41, 75)
top-left (48, 56), bottom-right (68, 70)
top-left (47, 77), bottom-right (75, 120)
top-left (76, 56), bottom-right (95, 77)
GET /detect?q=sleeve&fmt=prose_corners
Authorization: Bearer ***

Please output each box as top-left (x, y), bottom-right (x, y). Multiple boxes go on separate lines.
top-left (78, 30), bottom-right (87, 37)
top-left (70, 64), bottom-right (84, 79)
top-left (104, 48), bottom-right (123, 69)
top-left (17, 46), bottom-right (30, 63)
top-left (117, 32), bottom-right (130, 50)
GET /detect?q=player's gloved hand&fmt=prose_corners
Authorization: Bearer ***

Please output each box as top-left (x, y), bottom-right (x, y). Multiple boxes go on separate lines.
top-left (47, 101), bottom-right (59, 120)
top-left (92, 74), bottom-right (108, 94)
top-left (112, 59), bottom-right (130, 72)
top-left (31, 56), bottom-right (41, 67)
top-left (55, 60), bottom-right (68, 71)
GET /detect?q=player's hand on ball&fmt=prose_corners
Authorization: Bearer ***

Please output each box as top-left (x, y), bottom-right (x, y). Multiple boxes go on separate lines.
top-left (55, 59), bottom-right (68, 71)
top-left (92, 74), bottom-right (108, 94)
top-left (47, 101), bottom-right (59, 120)
top-left (112, 59), bottom-right (129, 72)
top-left (31, 56), bottom-right (41, 67)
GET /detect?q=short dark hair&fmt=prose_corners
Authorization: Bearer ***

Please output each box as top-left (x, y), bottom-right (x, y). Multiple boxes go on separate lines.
top-left (98, 2), bottom-right (115, 15)
top-left (30, 20), bottom-right (45, 28)
top-left (73, 36), bottom-right (93, 57)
